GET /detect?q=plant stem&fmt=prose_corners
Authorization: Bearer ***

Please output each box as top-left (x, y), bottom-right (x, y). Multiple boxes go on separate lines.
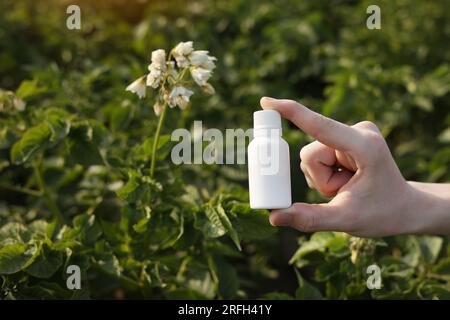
top-left (92, 262), bottom-right (142, 289)
top-left (427, 272), bottom-right (450, 281)
top-left (0, 183), bottom-right (42, 197)
top-left (149, 101), bottom-right (168, 178)
top-left (148, 52), bottom-right (188, 178)
top-left (33, 161), bottom-right (64, 224)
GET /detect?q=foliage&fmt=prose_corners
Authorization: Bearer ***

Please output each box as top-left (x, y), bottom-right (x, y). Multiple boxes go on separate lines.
top-left (0, 0), bottom-right (449, 299)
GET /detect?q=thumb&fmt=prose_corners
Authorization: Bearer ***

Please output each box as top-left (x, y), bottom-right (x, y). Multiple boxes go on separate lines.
top-left (269, 202), bottom-right (346, 232)
top-left (260, 97), bottom-right (363, 152)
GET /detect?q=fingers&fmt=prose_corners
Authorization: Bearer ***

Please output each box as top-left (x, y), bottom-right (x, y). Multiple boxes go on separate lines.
top-left (352, 120), bottom-right (381, 134)
top-left (300, 162), bottom-right (315, 189)
top-left (269, 202), bottom-right (349, 232)
top-left (260, 97), bottom-right (363, 152)
top-left (300, 141), bottom-right (354, 196)
top-left (303, 166), bottom-right (354, 197)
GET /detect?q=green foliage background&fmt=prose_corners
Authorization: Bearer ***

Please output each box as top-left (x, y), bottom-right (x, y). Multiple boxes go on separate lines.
top-left (0, 0), bottom-right (450, 299)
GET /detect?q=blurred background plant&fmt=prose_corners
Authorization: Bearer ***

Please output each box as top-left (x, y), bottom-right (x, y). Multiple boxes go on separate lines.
top-left (0, 0), bottom-right (449, 299)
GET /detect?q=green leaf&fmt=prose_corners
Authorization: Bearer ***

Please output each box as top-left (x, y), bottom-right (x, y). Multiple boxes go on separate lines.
top-left (110, 103), bottom-right (134, 131)
top-left (28, 220), bottom-right (50, 240)
top-left (399, 236), bottom-right (422, 267)
top-left (136, 134), bottom-right (172, 162)
top-left (100, 220), bottom-right (125, 244)
top-left (314, 260), bottom-right (340, 282)
top-left (212, 256), bottom-right (239, 299)
top-left (117, 171), bottom-right (140, 200)
top-left (116, 171), bottom-right (162, 204)
top-left (66, 120), bottom-right (106, 166)
top-left (417, 236), bottom-right (443, 265)
top-left (45, 108), bottom-right (71, 142)
top-left (380, 256), bottom-right (415, 278)
top-left (261, 292), bottom-right (295, 300)
top-left (294, 268), bottom-right (322, 300)
top-left (417, 279), bottom-right (450, 299)
top-left (10, 123), bottom-right (51, 164)
top-left (432, 258), bottom-right (450, 275)
top-left (67, 214), bottom-right (102, 245)
top-left (52, 239), bottom-right (81, 251)
top-left (185, 267), bottom-right (216, 299)
top-left (25, 243), bottom-right (63, 278)
top-left (438, 127), bottom-right (450, 143)
top-left (20, 281), bottom-right (72, 299)
top-left (132, 207), bottom-right (151, 234)
top-left (201, 205), bottom-right (227, 238)
top-left (94, 241), bottom-right (121, 277)
top-left (216, 204), bottom-right (241, 251)
top-left (205, 241), bottom-right (243, 259)
top-left (16, 80), bottom-right (47, 100)
top-left (289, 232), bottom-right (341, 265)
top-left (0, 222), bottom-right (32, 246)
top-left (229, 202), bottom-right (276, 241)
top-left (67, 126), bottom-right (104, 167)
top-left (161, 210), bottom-right (184, 249)
top-left (0, 243), bottom-right (34, 274)
top-left (10, 109), bottom-right (71, 165)
top-left (68, 138), bottom-right (104, 166)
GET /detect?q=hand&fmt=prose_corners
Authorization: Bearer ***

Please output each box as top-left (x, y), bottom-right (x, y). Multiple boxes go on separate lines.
top-left (260, 97), bottom-right (450, 237)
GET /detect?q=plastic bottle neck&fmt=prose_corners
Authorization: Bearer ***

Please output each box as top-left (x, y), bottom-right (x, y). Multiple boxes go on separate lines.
top-left (253, 127), bottom-right (282, 138)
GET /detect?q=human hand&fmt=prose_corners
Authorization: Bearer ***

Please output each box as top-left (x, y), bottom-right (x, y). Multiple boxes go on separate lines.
top-left (260, 97), bottom-right (449, 237)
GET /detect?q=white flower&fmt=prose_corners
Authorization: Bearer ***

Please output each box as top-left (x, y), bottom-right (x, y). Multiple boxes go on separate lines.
top-left (151, 49), bottom-right (166, 65)
top-left (188, 50), bottom-right (216, 86)
top-left (201, 56), bottom-right (217, 71)
top-left (168, 86), bottom-right (194, 110)
top-left (189, 50), bottom-right (209, 66)
top-left (125, 43), bottom-right (216, 108)
top-left (146, 66), bottom-right (164, 88)
top-left (201, 83), bottom-right (215, 95)
top-left (173, 41), bottom-right (194, 56)
top-left (126, 76), bottom-right (147, 99)
top-left (189, 50), bottom-right (216, 70)
top-left (172, 41), bottom-right (194, 68)
top-left (13, 98), bottom-right (26, 111)
top-left (153, 101), bottom-right (164, 116)
top-left (190, 67), bottom-right (212, 86)
top-left (146, 49), bottom-right (167, 88)
top-left (167, 61), bottom-right (179, 79)
top-left (163, 89), bottom-right (170, 103)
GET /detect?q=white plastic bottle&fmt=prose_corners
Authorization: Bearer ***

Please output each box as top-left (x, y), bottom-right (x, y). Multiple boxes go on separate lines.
top-left (248, 110), bottom-right (292, 209)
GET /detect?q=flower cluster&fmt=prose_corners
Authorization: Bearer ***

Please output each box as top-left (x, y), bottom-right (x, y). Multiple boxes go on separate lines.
top-left (126, 41), bottom-right (216, 115)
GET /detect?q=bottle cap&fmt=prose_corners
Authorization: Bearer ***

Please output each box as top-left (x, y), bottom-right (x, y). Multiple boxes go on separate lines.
top-left (253, 110), bottom-right (282, 130)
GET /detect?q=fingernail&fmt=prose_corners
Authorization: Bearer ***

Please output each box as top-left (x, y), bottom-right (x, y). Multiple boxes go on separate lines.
top-left (262, 96), bottom-right (275, 101)
top-left (269, 211), bottom-right (293, 226)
